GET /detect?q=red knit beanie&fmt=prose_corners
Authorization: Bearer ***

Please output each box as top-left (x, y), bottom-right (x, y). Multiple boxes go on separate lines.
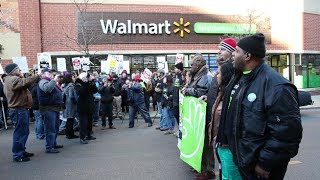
top-left (219, 38), bottom-right (237, 54)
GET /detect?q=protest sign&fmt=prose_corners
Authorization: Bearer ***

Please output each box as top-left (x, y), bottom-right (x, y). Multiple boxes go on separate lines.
top-left (179, 93), bottom-right (206, 173)
top-left (12, 56), bottom-right (29, 73)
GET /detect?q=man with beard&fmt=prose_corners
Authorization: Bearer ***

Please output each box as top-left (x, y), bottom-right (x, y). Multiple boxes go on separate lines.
top-left (197, 38), bottom-right (237, 180)
top-left (182, 54), bottom-right (211, 98)
top-left (216, 33), bottom-right (302, 180)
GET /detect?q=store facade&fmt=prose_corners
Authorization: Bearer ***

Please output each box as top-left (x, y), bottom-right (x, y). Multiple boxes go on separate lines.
top-left (1, 0), bottom-right (320, 88)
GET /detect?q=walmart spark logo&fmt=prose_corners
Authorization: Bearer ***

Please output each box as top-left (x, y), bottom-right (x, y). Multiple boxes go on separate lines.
top-left (173, 18), bottom-right (190, 38)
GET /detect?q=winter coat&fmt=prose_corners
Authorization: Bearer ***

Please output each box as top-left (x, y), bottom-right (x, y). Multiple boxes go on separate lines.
top-left (62, 83), bottom-right (78, 118)
top-left (99, 83), bottom-right (115, 104)
top-left (30, 83), bottom-right (39, 110)
top-left (3, 75), bottom-right (40, 108)
top-left (127, 82), bottom-right (145, 106)
top-left (161, 84), bottom-right (175, 108)
top-left (184, 65), bottom-right (211, 98)
top-left (75, 79), bottom-right (98, 114)
top-left (216, 63), bottom-right (303, 177)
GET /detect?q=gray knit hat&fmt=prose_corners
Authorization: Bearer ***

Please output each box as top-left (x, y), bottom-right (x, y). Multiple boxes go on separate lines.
top-left (5, 63), bottom-right (19, 74)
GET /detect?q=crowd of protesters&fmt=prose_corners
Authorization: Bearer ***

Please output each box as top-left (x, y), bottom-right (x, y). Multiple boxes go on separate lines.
top-left (0, 33), bottom-right (303, 180)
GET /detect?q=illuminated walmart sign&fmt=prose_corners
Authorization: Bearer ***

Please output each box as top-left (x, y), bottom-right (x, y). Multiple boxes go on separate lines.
top-left (78, 12), bottom-right (269, 44)
top-left (100, 20), bottom-right (172, 35)
top-left (100, 18), bottom-right (191, 38)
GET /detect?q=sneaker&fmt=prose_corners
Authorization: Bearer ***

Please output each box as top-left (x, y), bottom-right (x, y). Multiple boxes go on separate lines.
top-left (164, 129), bottom-right (174, 135)
top-left (86, 136), bottom-right (96, 140)
top-left (23, 152), bottom-right (34, 157)
top-left (147, 123), bottom-right (152, 127)
top-left (80, 139), bottom-right (88, 144)
top-left (128, 126), bottom-right (134, 128)
top-left (109, 126), bottom-right (116, 129)
top-left (101, 126), bottom-right (106, 130)
top-left (54, 144), bottom-right (63, 149)
top-left (155, 126), bottom-right (161, 130)
top-left (45, 148), bottom-right (60, 153)
top-left (14, 156), bottom-right (30, 162)
top-left (160, 128), bottom-right (169, 131)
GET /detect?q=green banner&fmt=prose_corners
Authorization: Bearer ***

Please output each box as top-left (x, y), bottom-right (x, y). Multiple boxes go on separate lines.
top-left (178, 92), bottom-right (206, 173)
top-left (194, 22), bottom-right (257, 34)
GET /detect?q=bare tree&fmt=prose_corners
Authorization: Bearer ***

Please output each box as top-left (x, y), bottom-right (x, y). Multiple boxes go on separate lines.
top-left (61, 0), bottom-right (106, 66)
top-left (220, 9), bottom-right (271, 41)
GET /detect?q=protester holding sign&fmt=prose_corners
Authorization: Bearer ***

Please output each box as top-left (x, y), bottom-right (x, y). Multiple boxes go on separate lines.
top-left (181, 54), bottom-right (213, 179)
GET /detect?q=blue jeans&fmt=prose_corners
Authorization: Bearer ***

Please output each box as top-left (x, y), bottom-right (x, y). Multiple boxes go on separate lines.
top-left (34, 110), bottom-right (45, 139)
top-left (8, 108), bottom-right (30, 159)
top-left (93, 99), bottom-right (101, 124)
top-left (129, 103), bottom-right (152, 127)
top-left (162, 107), bottom-right (175, 130)
top-left (41, 110), bottom-right (60, 150)
top-left (157, 102), bottom-right (165, 128)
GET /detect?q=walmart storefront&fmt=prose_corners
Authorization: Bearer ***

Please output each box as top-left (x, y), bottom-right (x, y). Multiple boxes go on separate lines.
top-left (45, 11), bottom-right (318, 89)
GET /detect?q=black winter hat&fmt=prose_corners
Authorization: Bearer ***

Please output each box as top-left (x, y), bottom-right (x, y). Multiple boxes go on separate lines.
top-left (237, 33), bottom-right (266, 58)
top-left (174, 62), bottom-right (183, 71)
top-left (5, 63), bottom-right (19, 74)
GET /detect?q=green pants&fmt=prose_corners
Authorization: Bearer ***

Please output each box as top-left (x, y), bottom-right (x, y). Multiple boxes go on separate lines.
top-left (217, 146), bottom-right (242, 180)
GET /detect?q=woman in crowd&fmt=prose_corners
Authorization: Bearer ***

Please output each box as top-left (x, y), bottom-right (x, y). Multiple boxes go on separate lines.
top-left (161, 74), bottom-right (176, 135)
top-left (207, 62), bottom-right (238, 180)
top-left (62, 73), bottom-right (79, 139)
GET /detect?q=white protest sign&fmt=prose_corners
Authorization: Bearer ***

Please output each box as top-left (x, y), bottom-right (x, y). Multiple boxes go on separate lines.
top-left (57, 58), bottom-right (67, 72)
top-left (37, 53), bottom-right (52, 69)
top-left (101, 60), bottom-right (109, 74)
top-left (12, 56), bottom-right (29, 73)
top-left (107, 55), bottom-right (124, 74)
top-left (81, 57), bottom-right (91, 71)
top-left (0, 64), bottom-right (4, 74)
top-left (123, 61), bottom-right (130, 74)
top-left (72, 57), bottom-right (81, 70)
top-left (157, 56), bottom-right (166, 70)
top-left (141, 68), bottom-right (152, 83)
top-left (176, 54), bottom-right (184, 64)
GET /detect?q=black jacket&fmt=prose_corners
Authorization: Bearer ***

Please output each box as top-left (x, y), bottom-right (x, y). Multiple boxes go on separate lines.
top-left (216, 63), bottom-right (302, 178)
top-left (99, 84), bottom-right (115, 104)
top-left (30, 83), bottom-right (39, 110)
top-left (75, 79), bottom-right (98, 114)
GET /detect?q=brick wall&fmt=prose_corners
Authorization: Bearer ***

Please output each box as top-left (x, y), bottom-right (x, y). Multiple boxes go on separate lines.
top-left (303, 13), bottom-right (320, 51)
top-left (16, 2), bottom-right (290, 67)
top-left (19, 0), bottom-right (42, 66)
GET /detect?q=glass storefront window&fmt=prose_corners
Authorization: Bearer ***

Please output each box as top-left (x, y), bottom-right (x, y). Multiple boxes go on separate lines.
top-left (131, 56), bottom-right (143, 71)
top-left (143, 56), bottom-right (156, 69)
